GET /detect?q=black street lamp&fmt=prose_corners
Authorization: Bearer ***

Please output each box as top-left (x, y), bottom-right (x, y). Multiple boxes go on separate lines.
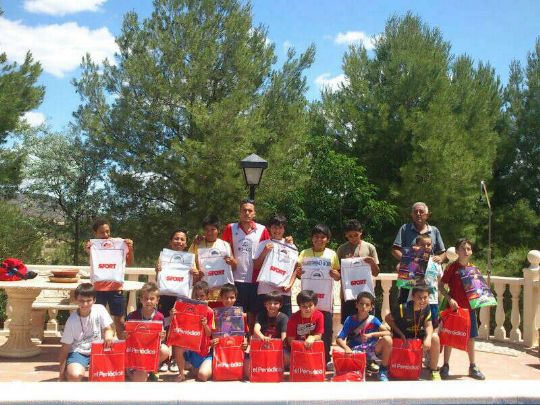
top-left (240, 153), bottom-right (268, 200)
top-left (480, 180), bottom-right (492, 285)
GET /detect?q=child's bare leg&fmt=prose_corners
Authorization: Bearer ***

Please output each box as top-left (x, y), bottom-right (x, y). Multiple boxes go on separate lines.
top-left (376, 335), bottom-right (392, 366)
top-left (174, 347), bottom-right (186, 381)
top-left (197, 358), bottom-right (212, 382)
top-left (112, 315), bottom-right (125, 339)
top-left (65, 363), bottom-right (85, 382)
top-left (467, 338), bottom-right (475, 364)
top-left (428, 334), bottom-right (440, 370)
top-left (159, 344), bottom-right (171, 364)
top-left (443, 345), bottom-right (452, 364)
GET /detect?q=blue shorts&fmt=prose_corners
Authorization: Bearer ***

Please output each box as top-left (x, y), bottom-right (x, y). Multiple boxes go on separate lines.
top-left (67, 352), bottom-right (90, 368)
top-left (234, 282), bottom-right (258, 313)
top-left (95, 290), bottom-right (126, 316)
top-left (469, 308), bottom-right (479, 338)
top-left (184, 350), bottom-right (212, 369)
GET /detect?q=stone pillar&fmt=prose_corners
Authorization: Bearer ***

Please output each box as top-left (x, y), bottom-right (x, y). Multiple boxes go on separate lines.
top-left (523, 250), bottom-right (540, 347)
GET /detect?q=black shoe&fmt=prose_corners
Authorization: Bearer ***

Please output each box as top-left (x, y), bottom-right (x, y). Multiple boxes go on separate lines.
top-left (469, 365), bottom-right (485, 380)
top-left (440, 363), bottom-right (450, 380)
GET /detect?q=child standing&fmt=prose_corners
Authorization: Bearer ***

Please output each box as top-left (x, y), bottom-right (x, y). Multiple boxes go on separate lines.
top-left (253, 214), bottom-right (297, 317)
top-left (126, 282), bottom-right (170, 382)
top-left (438, 238), bottom-right (485, 380)
top-left (174, 281), bottom-right (214, 382)
top-left (296, 224), bottom-right (340, 366)
top-left (336, 292), bottom-right (392, 381)
top-left (336, 219), bottom-right (380, 323)
top-left (286, 290), bottom-right (324, 348)
top-left (385, 285), bottom-right (441, 380)
top-left (58, 283), bottom-right (114, 382)
top-left (85, 218), bottom-right (134, 339)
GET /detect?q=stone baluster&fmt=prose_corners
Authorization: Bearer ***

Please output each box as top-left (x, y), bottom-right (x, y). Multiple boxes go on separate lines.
top-left (523, 250), bottom-right (540, 347)
top-left (493, 281), bottom-right (507, 341)
top-left (478, 307), bottom-right (490, 339)
top-left (509, 283), bottom-right (522, 343)
top-left (380, 279), bottom-right (392, 319)
top-left (45, 309), bottom-right (60, 337)
top-left (126, 274), bottom-right (139, 314)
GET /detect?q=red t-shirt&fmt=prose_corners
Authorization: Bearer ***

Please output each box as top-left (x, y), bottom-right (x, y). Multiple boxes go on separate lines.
top-left (441, 261), bottom-right (471, 309)
top-left (286, 309), bottom-right (324, 340)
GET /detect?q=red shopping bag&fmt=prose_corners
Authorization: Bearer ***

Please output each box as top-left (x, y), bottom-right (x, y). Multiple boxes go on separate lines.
top-left (289, 340), bottom-right (326, 382)
top-left (212, 335), bottom-right (245, 381)
top-left (167, 299), bottom-right (207, 351)
top-left (439, 307), bottom-right (471, 351)
top-left (89, 341), bottom-right (126, 382)
top-left (125, 321), bottom-right (162, 372)
top-left (388, 338), bottom-right (423, 380)
top-left (249, 339), bottom-right (284, 382)
top-left (332, 350), bottom-right (366, 381)
top-left (331, 371), bottom-right (365, 382)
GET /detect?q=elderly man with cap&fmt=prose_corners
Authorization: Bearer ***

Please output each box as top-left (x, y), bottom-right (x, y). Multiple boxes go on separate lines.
top-left (392, 202), bottom-right (446, 303)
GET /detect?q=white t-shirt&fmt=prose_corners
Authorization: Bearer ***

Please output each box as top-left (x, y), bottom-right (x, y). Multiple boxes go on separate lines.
top-left (60, 304), bottom-right (113, 355)
top-left (255, 239), bottom-right (297, 296)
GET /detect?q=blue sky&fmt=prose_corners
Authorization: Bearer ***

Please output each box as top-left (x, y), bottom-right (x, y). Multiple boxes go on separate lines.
top-left (1, 0), bottom-right (539, 131)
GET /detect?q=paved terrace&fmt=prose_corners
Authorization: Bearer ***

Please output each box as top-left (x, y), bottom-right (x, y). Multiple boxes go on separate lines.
top-left (0, 336), bottom-right (538, 404)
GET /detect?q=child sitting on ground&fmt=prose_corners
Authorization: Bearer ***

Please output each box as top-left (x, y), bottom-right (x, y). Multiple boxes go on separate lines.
top-left (173, 281), bottom-right (214, 382)
top-left (286, 290), bottom-right (324, 349)
top-left (58, 283), bottom-right (114, 382)
top-left (336, 292), bottom-right (392, 381)
top-left (438, 238), bottom-right (485, 380)
top-left (125, 282), bottom-right (170, 382)
top-left (385, 285), bottom-right (441, 380)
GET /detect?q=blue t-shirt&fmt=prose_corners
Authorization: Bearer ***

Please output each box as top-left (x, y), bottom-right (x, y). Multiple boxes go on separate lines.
top-left (338, 314), bottom-right (382, 350)
top-left (393, 223), bottom-right (445, 254)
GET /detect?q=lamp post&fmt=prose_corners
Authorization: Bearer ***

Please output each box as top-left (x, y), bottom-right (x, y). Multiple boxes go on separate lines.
top-left (240, 153), bottom-right (268, 200)
top-left (480, 180), bottom-right (492, 285)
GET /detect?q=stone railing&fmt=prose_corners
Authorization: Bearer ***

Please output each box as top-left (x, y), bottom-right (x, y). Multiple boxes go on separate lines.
top-left (2, 250), bottom-right (539, 348)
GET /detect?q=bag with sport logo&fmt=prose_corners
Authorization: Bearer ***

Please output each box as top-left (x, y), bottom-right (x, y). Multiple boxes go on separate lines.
top-left (257, 241), bottom-right (298, 288)
top-left (212, 335), bottom-right (245, 381)
top-left (89, 340), bottom-right (126, 382)
top-left (388, 338), bottom-right (423, 380)
top-left (198, 247), bottom-right (233, 289)
top-left (157, 249), bottom-right (194, 298)
top-left (124, 321), bottom-right (162, 372)
top-left (458, 266), bottom-right (497, 309)
top-left (301, 260), bottom-right (333, 313)
top-left (249, 338), bottom-right (284, 382)
top-left (340, 258), bottom-right (375, 301)
top-left (396, 247), bottom-right (430, 289)
top-left (90, 239), bottom-right (127, 284)
top-left (167, 298), bottom-right (207, 351)
top-left (439, 307), bottom-right (470, 351)
top-left (289, 340), bottom-right (326, 382)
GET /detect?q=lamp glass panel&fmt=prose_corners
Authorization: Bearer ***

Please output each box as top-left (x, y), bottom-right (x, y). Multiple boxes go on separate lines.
top-left (244, 167), bottom-right (263, 185)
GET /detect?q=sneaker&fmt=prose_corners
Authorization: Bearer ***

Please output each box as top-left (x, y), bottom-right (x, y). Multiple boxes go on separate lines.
top-left (378, 367), bottom-right (389, 382)
top-left (440, 363), bottom-right (450, 380)
top-left (469, 365), bottom-right (485, 380)
top-left (431, 370), bottom-right (441, 381)
top-left (326, 361), bottom-right (334, 371)
top-left (148, 372), bottom-right (159, 382)
top-left (169, 360), bottom-right (179, 373)
top-left (367, 361), bottom-right (380, 373)
top-left (159, 362), bottom-right (169, 372)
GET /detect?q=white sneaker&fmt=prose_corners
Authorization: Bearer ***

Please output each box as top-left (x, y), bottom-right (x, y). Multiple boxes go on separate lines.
top-left (159, 362), bottom-right (169, 372)
top-left (326, 361), bottom-right (334, 371)
top-left (169, 360), bottom-right (179, 373)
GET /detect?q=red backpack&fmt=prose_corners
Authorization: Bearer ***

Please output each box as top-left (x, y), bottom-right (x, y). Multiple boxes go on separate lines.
top-left (0, 258), bottom-right (37, 281)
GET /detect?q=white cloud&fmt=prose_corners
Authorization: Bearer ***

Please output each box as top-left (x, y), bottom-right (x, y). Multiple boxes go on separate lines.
top-left (334, 31), bottom-right (376, 50)
top-left (23, 111), bottom-right (46, 127)
top-left (0, 16), bottom-right (117, 77)
top-left (283, 40), bottom-right (292, 52)
top-left (24, 0), bottom-right (107, 16)
top-left (315, 73), bottom-right (349, 92)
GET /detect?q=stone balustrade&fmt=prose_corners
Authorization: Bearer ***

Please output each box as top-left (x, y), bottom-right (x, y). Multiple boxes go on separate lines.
top-left (1, 251), bottom-right (539, 348)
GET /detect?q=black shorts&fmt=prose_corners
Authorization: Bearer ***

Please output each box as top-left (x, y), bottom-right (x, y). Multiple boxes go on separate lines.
top-left (234, 282), bottom-right (258, 313)
top-left (95, 291), bottom-right (125, 316)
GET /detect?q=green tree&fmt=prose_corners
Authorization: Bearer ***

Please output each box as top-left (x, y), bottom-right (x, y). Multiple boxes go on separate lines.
top-left (22, 129), bottom-right (106, 265)
top-left (73, 0), bottom-right (315, 262)
top-left (321, 13), bottom-right (502, 251)
top-left (0, 201), bottom-right (43, 261)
